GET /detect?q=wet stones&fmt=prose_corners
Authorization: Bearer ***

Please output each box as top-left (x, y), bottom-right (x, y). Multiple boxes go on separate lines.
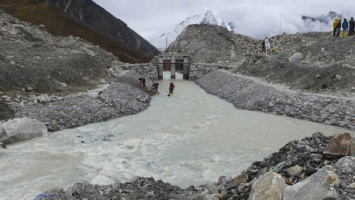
top-left (41, 177), bottom-right (199, 200)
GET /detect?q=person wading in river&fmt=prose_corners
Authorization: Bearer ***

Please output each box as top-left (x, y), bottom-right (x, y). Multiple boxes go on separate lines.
top-left (168, 82), bottom-right (175, 97)
top-left (151, 81), bottom-right (159, 95)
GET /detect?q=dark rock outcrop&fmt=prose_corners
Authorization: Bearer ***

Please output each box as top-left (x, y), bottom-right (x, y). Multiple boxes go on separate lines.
top-left (36, 0), bottom-right (160, 56)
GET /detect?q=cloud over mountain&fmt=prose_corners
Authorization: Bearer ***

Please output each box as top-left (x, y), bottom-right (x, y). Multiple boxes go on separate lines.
top-left (149, 10), bottom-right (236, 49)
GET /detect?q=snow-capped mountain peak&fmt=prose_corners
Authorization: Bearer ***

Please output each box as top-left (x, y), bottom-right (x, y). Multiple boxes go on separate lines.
top-left (201, 10), bottom-right (219, 25)
top-left (150, 10), bottom-right (237, 48)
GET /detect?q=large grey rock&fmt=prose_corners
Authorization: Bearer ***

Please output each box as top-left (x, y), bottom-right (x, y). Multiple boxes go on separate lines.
top-left (335, 156), bottom-right (355, 171)
top-left (3, 118), bottom-right (47, 144)
top-left (288, 52), bottom-right (303, 63)
top-left (248, 171), bottom-right (286, 200)
top-left (283, 167), bottom-right (339, 200)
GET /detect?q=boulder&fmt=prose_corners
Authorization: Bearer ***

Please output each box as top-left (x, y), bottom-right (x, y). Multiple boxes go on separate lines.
top-left (248, 171), bottom-right (286, 200)
top-left (3, 118), bottom-right (48, 144)
top-left (323, 133), bottom-right (355, 156)
top-left (283, 166), bottom-right (339, 200)
top-left (288, 52), bottom-right (303, 63)
top-left (335, 156), bottom-right (355, 172)
top-left (287, 165), bottom-right (303, 177)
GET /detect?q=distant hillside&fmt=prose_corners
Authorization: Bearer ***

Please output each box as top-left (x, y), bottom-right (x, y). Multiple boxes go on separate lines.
top-left (169, 24), bottom-right (355, 95)
top-left (0, 0), bottom-right (159, 63)
top-left (0, 9), bottom-right (119, 94)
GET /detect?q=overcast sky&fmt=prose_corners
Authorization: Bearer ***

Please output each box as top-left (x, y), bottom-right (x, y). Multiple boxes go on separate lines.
top-left (92, 0), bottom-right (355, 47)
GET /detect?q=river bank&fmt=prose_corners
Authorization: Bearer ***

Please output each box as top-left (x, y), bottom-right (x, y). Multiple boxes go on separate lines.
top-left (1, 71), bottom-right (152, 133)
top-left (196, 70), bottom-right (355, 130)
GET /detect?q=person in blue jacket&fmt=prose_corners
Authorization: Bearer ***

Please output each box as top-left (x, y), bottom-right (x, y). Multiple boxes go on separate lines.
top-left (342, 18), bottom-right (349, 36)
top-left (151, 81), bottom-right (159, 95)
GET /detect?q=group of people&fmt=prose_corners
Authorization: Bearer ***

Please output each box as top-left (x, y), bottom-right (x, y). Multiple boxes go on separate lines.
top-left (333, 17), bottom-right (355, 37)
top-left (258, 16), bottom-right (355, 54)
top-left (138, 78), bottom-right (175, 97)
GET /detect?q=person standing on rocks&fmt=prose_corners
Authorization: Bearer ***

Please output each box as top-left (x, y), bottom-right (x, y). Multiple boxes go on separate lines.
top-left (261, 40), bottom-right (266, 52)
top-left (336, 18), bottom-right (342, 37)
top-left (138, 77), bottom-right (146, 87)
top-left (333, 18), bottom-right (339, 36)
top-left (342, 18), bottom-right (349, 37)
top-left (349, 17), bottom-right (355, 35)
top-left (264, 37), bottom-right (271, 55)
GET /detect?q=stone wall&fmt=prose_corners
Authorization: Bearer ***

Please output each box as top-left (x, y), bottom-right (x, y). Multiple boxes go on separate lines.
top-left (122, 63), bottom-right (233, 81)
top-left (122, 63), bottom-right (159, 80)
top-left (189, 63), bottom-right (233, 80)
top-left (195, 70), bottom-right (355, 130)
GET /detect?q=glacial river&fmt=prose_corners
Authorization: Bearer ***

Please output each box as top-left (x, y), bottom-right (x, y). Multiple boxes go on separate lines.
top-left (0, 73), bottom-right (352, 200)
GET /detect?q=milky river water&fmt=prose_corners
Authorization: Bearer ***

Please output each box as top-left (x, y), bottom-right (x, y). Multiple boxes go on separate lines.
top-left (0, 74), bottom-right (352, 200)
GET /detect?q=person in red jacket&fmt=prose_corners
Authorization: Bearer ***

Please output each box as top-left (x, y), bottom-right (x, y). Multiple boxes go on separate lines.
top-left (168, 82), bottom-right (175, 97)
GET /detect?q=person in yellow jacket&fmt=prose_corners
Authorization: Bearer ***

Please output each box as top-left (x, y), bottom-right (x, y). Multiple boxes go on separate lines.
top-left (333, 19), bottom-right (338, 36)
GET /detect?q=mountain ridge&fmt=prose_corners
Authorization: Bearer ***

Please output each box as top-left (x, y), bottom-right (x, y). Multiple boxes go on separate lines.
top-left (301, 11), bottom-right (342, 24)
top-left (0, 0), bottom-right (159, 63)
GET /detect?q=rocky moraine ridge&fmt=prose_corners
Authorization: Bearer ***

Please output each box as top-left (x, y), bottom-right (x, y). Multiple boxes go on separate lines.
top-left (1, 8), bottom-right (355, 200)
